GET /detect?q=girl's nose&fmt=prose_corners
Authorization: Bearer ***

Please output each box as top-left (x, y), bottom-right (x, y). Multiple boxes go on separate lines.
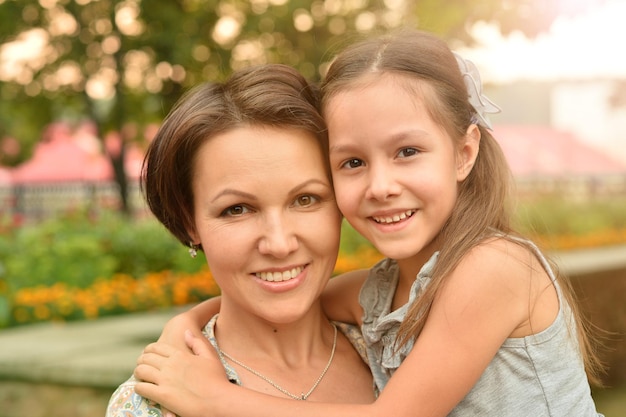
top-left (258, 214), bottom-right (299, 258)
top-left (365, 166), bottom-right (401, 201)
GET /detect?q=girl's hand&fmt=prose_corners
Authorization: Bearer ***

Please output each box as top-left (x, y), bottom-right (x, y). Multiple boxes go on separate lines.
top-left (158, 301), bottom-right (219, 350)
top-left (134, 341), bottom-right (224, 417)
top-left (185, 329), bottom-right (213, 356)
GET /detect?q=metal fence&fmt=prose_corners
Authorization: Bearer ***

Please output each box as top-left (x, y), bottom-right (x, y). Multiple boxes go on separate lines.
top-left (0, 181), bottom-right (146, 222)
top-left (0, 175), bottom-right (624, 224)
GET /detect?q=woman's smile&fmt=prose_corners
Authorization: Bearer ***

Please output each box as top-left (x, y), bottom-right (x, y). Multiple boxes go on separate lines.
top-left (254, 264), bottom-right (307, 282)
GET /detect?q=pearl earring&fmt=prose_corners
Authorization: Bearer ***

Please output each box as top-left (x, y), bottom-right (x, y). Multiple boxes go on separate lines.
top-left (188, 242), bottom-right (198, 258)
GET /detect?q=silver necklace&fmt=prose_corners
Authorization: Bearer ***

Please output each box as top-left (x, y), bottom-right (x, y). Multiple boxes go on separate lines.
top-left (218, 323), bottom-right (338, 401)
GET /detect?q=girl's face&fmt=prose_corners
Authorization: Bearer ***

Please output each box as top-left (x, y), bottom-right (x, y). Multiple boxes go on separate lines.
top-left (326, 74), bottom-right (476, 268)
top-left (190, 126), bottom-right (341, 325)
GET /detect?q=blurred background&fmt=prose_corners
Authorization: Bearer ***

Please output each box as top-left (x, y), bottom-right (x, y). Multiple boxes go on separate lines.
top-left (0, 0), bottom-right (624, 416)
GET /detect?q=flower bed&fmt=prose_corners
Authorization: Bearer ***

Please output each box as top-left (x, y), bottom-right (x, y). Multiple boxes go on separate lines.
top-left (9, 270), bottom-right (220, 326)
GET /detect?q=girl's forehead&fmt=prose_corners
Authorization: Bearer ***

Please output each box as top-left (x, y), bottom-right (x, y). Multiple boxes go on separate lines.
top-left (325, 74), bottom-right (433, 117)
top-left (329, 72), bottom-right (431, 101)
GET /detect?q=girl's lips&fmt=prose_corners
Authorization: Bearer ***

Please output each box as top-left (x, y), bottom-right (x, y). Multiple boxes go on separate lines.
top-left (371, 209), bottom-right (416, 224)
top-left (254, 265), bottom-right (305, 282)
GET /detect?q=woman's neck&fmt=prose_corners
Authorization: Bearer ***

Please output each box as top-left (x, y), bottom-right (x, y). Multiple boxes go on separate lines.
top-left (215, 301), bottom-right (333, 366)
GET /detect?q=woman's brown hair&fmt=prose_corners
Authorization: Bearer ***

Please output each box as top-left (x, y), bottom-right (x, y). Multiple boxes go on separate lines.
top-left (142, 64), bottom-right (327, 249)
top-left (321, 29), bottom-right (604, 385)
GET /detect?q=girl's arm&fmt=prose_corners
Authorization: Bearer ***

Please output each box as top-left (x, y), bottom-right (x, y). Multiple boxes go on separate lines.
top-left (135, 240), bottom-right (539, 417)
top-left (320, 269), bottom-right (368, 325)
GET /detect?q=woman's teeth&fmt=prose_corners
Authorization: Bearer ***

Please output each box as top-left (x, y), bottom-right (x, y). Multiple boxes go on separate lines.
top-left (256, 266), bottom-right (303, 282)
top-left (373, 210), bottom-right (415, 224)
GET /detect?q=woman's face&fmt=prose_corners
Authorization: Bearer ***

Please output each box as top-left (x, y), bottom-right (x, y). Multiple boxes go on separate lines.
top-left (190, 125), bottom-right (341, 325)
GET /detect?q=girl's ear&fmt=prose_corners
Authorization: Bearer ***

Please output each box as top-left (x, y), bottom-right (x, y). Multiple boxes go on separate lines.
top-left (456, 123), bottom-right (481, 181)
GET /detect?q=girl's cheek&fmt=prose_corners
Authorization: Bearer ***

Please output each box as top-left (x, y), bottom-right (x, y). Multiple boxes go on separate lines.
top-left (335, 193), bottom-right (355, 217)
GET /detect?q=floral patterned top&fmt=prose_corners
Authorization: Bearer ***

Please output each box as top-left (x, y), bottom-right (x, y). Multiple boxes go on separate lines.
top-left (105, 315), bottom-right (370, 416)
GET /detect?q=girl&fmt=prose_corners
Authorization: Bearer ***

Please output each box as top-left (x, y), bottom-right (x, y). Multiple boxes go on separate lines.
top-left (135, 29), bottom-right (604, 416)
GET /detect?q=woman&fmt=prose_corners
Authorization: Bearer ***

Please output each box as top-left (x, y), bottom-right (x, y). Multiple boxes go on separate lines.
top-left (105, 63), bottom-right (374, 416)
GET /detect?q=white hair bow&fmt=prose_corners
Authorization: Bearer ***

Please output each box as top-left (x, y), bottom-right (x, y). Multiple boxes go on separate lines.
top-left (453, 52), bottom-right (501, 130)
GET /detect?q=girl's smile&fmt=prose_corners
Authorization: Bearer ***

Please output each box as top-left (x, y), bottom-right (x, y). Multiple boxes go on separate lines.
top-left (371, 209), bottom-right (416, 225)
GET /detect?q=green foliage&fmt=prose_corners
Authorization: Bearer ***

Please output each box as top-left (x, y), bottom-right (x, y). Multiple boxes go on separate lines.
top-left (0, 211), bottom-right (204, 292)
top-left (107, 217), bottom-right (203, 276)
top-left (1, 196), bottom-right (623, 297)
top-left (339, 219), bottom-right (375, 254)
top-left (515, 196), bottom-right (626, 236)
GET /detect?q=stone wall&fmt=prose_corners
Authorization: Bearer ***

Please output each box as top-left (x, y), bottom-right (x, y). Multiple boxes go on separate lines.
top-left (571, 266), bottom-right (626, 387)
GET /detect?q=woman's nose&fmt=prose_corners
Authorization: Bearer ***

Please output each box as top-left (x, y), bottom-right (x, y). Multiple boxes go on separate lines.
top-left (258, 214), bottom-right (299, 257)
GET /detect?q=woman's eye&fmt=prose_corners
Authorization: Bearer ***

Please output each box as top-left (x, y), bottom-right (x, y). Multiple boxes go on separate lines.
top-left (398, 148), bottom-right (419, 158)
top-left (341, 158), bottom-right (363, 169)
top-left (221, 205), bottom-right (249, 217)
top-left (294, 194), bottom-right (319, 207)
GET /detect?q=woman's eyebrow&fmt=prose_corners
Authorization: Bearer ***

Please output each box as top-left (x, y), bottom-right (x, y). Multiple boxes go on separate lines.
top-left (211, 189), bottom-right (257, 203)
top-left (291, 179), bottom-right (332, 194)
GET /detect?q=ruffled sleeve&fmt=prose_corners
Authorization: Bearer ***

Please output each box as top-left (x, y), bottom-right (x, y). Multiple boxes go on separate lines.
top-left (359, 253), bottom-right (438, 390)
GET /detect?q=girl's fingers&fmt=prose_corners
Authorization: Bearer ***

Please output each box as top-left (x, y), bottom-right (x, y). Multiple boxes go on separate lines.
top-left (137, 351), bottom-right (167, 369)
top-left (135, 362), bottom-right (161, 384)
top-left (184, 329), bottom-right (213, 357)
top-left (134, 379), bottom-right (159, 398)
top-left (143, 342), bottom-right (174, 356)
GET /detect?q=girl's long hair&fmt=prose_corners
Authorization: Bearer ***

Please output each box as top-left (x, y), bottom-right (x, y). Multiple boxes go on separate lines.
top-left (321, 28), bottom-right (604, 385)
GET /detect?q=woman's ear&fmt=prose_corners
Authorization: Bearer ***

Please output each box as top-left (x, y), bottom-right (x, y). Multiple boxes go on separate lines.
top-left (186, 224), bottom-right (200, 247)
top-left (456, 124), bottom-right (481, 181)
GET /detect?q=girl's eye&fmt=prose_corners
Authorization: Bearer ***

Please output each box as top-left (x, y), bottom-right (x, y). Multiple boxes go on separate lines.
top-left (294, 194), bottom-right (319, 208)
top-left (341, 158), bottom-right (364, 169)
top-left (398, 147), bottom-right (419, 158)
top-left (221, 205), bottom-right (250, 217)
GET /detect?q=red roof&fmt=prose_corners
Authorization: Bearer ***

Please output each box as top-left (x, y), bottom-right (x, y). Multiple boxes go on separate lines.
top-left (0, 166), bottom-right (11, 185)
top-left (492, 125), bottom-right (626, 177)
top-left (8, 122), bottom-right (142, 185)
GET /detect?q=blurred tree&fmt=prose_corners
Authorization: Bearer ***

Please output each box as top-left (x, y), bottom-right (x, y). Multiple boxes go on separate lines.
top-left (0, 0), bottom-right (604, 213)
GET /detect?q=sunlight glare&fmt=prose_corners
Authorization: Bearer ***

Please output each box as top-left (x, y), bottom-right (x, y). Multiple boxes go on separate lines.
top-left (463, 0), bottom-right (626, 82)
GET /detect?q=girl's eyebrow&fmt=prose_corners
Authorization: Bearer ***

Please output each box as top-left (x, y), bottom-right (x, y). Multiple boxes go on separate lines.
top-left (328, 143), bottom-right (357, 154)
top-left (389, 129), bottom-right (430, 142)
top-left (329, 129), bottom-right (431, 153)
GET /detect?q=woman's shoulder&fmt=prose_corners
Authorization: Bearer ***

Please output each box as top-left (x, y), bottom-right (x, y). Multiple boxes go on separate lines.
top-left (334, 321), bottom-right (368, 363)
top-left (106, 375), bottom-right (162, 417)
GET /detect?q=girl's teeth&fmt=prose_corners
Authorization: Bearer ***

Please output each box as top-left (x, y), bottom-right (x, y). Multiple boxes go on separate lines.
top-left (256, 267), bottom-right (303, 282)
top-left (374, 210), bottom-right (414, 224)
